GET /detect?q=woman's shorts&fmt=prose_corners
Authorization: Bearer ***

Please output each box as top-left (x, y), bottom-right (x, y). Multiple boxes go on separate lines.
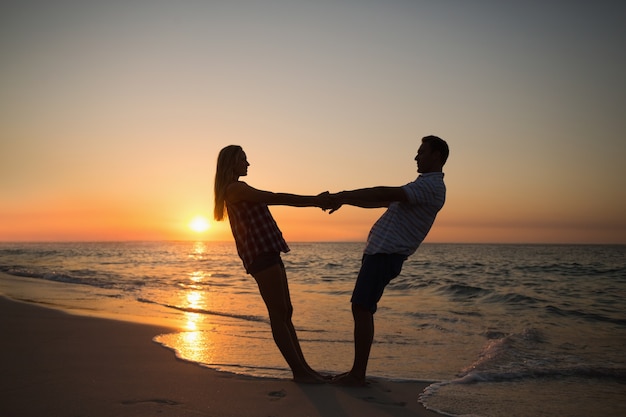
top-left (248, 252), bottom-right (283, 275)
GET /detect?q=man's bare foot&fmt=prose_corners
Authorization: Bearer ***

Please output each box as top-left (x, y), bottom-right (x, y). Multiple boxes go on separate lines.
top-left (331, 372), bottom-right (367, 387)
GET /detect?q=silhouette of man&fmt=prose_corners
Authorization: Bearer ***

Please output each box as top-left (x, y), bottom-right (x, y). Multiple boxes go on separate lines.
top-left (330, 135), bottom-right (448, 386)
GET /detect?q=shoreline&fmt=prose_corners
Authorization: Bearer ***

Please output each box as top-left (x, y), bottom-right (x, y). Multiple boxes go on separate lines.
top-left (0, 294), bottom-right (442, 417)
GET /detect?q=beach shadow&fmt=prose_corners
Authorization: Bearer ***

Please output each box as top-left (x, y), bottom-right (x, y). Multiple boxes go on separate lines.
top-left (295, 378), bottom-right (429, 417)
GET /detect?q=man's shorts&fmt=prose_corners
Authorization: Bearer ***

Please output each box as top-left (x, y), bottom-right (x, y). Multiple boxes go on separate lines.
top-left (351, 253), bottom-right (406, 313)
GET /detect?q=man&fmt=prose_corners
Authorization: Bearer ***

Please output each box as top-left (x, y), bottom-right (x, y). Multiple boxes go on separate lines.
top-left (329, 135), bottom-right (448, 386)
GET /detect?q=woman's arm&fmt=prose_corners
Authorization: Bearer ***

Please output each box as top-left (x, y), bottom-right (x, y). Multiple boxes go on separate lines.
top-left (226, 181), bottom-right (331, 208)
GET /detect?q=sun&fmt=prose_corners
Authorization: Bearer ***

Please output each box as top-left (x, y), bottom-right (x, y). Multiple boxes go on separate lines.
top-left (189, 215), bottom-right (210, 233)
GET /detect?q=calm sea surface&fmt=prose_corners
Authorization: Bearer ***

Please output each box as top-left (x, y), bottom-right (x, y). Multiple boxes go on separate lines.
top-left (1, 242), bottom-right (624, 417)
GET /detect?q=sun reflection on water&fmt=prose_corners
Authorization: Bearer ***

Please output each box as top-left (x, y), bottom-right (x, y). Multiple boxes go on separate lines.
top-left (155, 260), bottom-right (289, 376)
top-left (175, 272), bottom-right (211, 362)
top-left (184, 288), bottom-right (204, 330)
top-left (159, 245), bottom-right (283, 374)
top-left (188, 241), bottom-right (207, 261)
top-left (179, 330), bottom-right (211, 363)
top-left (189, 270), bottom-right (203, 283)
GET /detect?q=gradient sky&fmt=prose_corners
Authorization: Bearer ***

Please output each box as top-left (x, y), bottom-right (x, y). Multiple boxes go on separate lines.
top-left (2, 1), bottom-right (625, 243)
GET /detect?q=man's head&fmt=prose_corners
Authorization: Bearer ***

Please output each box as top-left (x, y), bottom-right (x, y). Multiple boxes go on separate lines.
top-left (416, 135), bottom-right (448, 173)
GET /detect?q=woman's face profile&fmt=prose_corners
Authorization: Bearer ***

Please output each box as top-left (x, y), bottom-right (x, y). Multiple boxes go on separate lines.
top-left (233, 150), bottom-right (249, 177)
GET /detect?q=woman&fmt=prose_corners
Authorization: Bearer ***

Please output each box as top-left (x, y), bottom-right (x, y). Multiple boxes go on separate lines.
top-left (214, 145), bottom-right (331, 383)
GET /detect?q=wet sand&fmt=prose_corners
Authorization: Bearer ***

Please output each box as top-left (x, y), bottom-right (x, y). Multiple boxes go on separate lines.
top-left (0, 295), bottom-right (441, 417)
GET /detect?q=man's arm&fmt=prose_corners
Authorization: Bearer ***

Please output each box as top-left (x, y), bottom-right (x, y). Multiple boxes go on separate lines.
top-left (330, 186), bottom-right (408, 212)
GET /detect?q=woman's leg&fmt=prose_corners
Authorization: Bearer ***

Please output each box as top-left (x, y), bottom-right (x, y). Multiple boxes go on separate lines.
top-left (252, 263), bottom-right (324, 383)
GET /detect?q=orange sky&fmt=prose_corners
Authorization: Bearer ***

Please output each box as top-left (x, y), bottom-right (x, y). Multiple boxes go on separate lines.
top-left (2, 1), bottom-right (625, 244)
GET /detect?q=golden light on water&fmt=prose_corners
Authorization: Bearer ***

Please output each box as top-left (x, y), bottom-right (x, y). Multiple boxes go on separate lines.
top-left (185, 313), bottom-right (201, 331)
top-left (186, 290), bottom-right (202, 308)
top-left (184, 289), bottom-right (204, 331)
top-left (175, 277), bottom-right (214, 363)
top-left (189, 270), bottom-right (203, 282)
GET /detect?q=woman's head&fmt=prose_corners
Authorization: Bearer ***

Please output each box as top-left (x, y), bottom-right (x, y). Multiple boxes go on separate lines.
top-left (216, 145), bottom-right (244, 177)
top-left (214, 145), bottom-right (244, 221)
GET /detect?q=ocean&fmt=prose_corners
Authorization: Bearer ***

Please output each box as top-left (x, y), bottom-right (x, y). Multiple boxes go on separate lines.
top-left (0, 241), bottom-right (624, 417)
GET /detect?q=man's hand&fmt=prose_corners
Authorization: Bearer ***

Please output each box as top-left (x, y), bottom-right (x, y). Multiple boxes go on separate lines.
top-left (317, 191), bottom-right (342, 213)
top-left (327, 192), bottom-right (343, 214)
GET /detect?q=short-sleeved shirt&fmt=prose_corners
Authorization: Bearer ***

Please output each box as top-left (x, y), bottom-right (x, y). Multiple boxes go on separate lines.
top-left (227, 200), bottom-right (290, 273)
top-left (364, 172), bottom-right (445, 256)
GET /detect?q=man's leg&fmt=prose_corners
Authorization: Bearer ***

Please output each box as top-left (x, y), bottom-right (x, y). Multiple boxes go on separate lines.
top-left (334, 253), bottom-right (404, 386)
top-left (332, 303), bottom-right (373, 386)
top-left (350, 303), bottom-right (374, 382)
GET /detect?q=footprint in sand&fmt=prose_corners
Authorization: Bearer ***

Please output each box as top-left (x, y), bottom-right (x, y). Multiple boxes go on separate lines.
top-left (268, 389), bottom-right (287, 401)
top-left (360, 396), bottom-right (406, 407)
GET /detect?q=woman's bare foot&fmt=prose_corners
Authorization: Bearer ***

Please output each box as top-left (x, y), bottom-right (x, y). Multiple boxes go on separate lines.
top-left (331, 372), bottom-right (367, 387)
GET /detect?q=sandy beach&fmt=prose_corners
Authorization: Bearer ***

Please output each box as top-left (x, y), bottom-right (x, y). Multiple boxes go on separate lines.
top-left (0, 295), bottom-right (441, 417)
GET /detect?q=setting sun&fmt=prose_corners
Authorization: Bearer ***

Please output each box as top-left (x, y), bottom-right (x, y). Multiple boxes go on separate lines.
top-left (189, 216), bottom-right (210, 233)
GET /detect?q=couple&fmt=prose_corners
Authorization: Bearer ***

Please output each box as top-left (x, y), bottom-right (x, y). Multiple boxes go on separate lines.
top-left (213, 136), bottom-right (448, 386)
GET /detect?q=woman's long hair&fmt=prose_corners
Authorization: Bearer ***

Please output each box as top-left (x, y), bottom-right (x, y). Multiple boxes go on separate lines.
top-left (214, 145), bottom-right (243, 221)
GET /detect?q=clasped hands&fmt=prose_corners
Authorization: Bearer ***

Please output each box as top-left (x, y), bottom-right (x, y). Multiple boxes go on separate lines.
top-left (316, 191), bottom-right (342, 214)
